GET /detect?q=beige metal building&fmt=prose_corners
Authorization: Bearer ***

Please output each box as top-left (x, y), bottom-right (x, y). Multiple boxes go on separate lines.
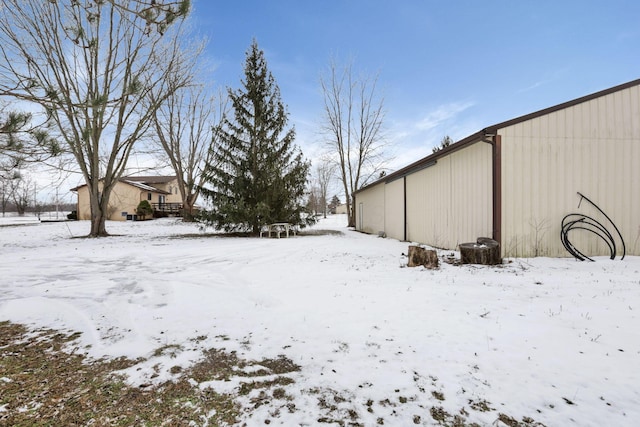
top-left (355, 79), bottom-right (640, 258)
top-left (71, 176), bottom-right (183, 221)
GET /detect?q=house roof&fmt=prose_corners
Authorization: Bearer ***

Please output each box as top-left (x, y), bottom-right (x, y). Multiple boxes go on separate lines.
top-left (120, 179), bottom-right (170, 194)
top-left (70, 175), bottom-right (176, 193)
top-left (123, 176), bottom-right (177, 184)
top-left (356, 78), bottom-right (640, 193)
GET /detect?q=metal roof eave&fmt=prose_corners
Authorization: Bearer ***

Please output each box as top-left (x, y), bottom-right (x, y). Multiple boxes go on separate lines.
top-left (355, 77), bottom-right (640, 195)
top-left (355, 130), bottom-right (487, 194)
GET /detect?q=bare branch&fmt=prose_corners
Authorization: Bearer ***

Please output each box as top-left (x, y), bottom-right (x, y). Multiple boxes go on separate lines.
top-left (145, 23), bottom-right (218, 221)
top-left (319, 58), bottom-right (387, 227)
top-left (0, 0), bottom-right (191, 235)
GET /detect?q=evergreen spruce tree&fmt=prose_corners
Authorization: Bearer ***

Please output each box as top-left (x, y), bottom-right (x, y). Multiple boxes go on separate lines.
top-left (198, 40), bottom-right (313, 234)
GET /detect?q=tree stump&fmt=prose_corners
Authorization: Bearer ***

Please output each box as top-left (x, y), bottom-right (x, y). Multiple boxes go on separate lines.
top-left (407, 245), bottom-right (439, 269)
top-left (459, 238), bottom-right (502, 265)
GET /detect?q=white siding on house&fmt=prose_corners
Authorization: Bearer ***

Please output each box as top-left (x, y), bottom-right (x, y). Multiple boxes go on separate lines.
top-left (500, 84), bottom-right (640, 257)
top-left (406, 142), bottom-right (492, 249)
top-left (73, 177), bottom-right (180, 221)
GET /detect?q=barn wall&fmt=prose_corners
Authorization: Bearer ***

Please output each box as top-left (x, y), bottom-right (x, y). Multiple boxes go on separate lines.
top-left (500, 83), bottom-right (640, 257)
top-left (354, 181), bottom-right (385, 234)
top-left (384, 178), bottom-right (405, 241)
top-left (405, 142), bottom-right (492, 249)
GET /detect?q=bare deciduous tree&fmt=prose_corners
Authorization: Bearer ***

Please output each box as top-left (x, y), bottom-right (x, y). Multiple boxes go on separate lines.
top-left (314, 158), bottom-right (335, 219)
top-left (149, 31), bottom-right (227, 221)
top-left (0, 0), bottom-right (191, 236)
top-left (6, 171), bottom-right (33, 216)
top-left (1, 173), bottom-right (15, 216)
top-left (151, 85), bottom-right (222, 221)
top-left (320, 59), bottom-right (387, 227)
top-left (306, 185), bottom-right (321, 216)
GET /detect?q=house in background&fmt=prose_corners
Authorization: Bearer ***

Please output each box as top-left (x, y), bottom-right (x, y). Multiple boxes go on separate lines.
top-left (71, 176), bottom-right (183, 221)
top-left (354, 79), bottom-right (640, 258)
top-left (334, 203), bottom-right (348, 215)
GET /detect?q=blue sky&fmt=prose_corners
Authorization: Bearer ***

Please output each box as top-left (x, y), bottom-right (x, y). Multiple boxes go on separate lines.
top-left (190, 0), bottom-right (640, 170)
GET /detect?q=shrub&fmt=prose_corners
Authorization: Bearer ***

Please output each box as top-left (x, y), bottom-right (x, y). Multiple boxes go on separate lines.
top-left (136, 200), bottom-right (153, 220)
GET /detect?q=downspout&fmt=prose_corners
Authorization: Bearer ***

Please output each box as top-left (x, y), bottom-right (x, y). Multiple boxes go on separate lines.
top-left (403, 176), bottom-right (407, 241)
top-left (481, 132), bottom-right (502, 246)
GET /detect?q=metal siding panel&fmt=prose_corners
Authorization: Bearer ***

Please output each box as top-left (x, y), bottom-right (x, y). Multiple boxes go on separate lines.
top-left (405, 171), bottom-right (419, 242)
top-left (539, 113), bottom-right (549, 139)
top-left (501, 85), bottom-right (640, 257)
top-left (501, 132), bottom-right (515, 254)
top-left (406, 159), bottom-right (447, 246)
top-left (449, 143), bottom-right (492, 247)
top-left (632, 85), bottom-right (640, 136)
top-left (355, 183), bottom-right (385, 234)
top-left (614, 90), bottom-right (627, 139)
top-left (558, 108), bottom-right (567, 139)
top-left (384, 179), bottom-right (405, 240)
top-left (406, 161), bottom-right (443, 245)
top-left (598, 97), bottom-right (608, 138)
top-left (405, 170), bottom-right (424, 242)
top-left (573, 102), bottom-right (585, 139)
top-left (405, 143), bottom-right (491, 250)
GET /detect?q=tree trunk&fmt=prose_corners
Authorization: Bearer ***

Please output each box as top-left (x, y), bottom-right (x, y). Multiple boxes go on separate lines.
top-left (459, 238), bottom-right (502, 265)
top-left (347, 194), bottom-right (355, 227)
top-left (90, 212), bottom-right (108, 237)
top-left (407, 245), bottom-right (439, 269)
top-left (182, 198), bottom-right (197, 222)
top-left (88, 186), bottom-right (110, 237)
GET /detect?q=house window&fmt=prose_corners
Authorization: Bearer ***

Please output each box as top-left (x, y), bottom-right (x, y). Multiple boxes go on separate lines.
top-left (147, 192), bottom-right (152, 201)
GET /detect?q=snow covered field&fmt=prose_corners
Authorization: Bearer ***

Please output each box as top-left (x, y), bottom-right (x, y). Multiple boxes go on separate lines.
top-left (1, 215), bottom-right (639, 426)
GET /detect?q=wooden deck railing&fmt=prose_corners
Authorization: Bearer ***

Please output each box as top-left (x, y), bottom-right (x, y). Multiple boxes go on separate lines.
top-left (151, 202), bottom-right (183, 216)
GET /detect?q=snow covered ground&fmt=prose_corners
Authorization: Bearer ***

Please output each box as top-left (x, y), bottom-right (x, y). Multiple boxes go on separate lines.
top-left (1, 215), bottom-right (639, 426)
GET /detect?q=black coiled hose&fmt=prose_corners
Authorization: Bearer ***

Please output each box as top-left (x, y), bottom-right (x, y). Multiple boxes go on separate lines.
top-left (560, 192), bottom-right (625, 261)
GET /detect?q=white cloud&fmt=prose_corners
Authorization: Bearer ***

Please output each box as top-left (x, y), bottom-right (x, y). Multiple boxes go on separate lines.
top-left (517, 80), bottom-right (545, 94)
top-left (515, 69), bottom-right (569, 95)
top-left (386, 100), bottom-right (478, 159)
top-left (414, 101), bottom-right (475, 131)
